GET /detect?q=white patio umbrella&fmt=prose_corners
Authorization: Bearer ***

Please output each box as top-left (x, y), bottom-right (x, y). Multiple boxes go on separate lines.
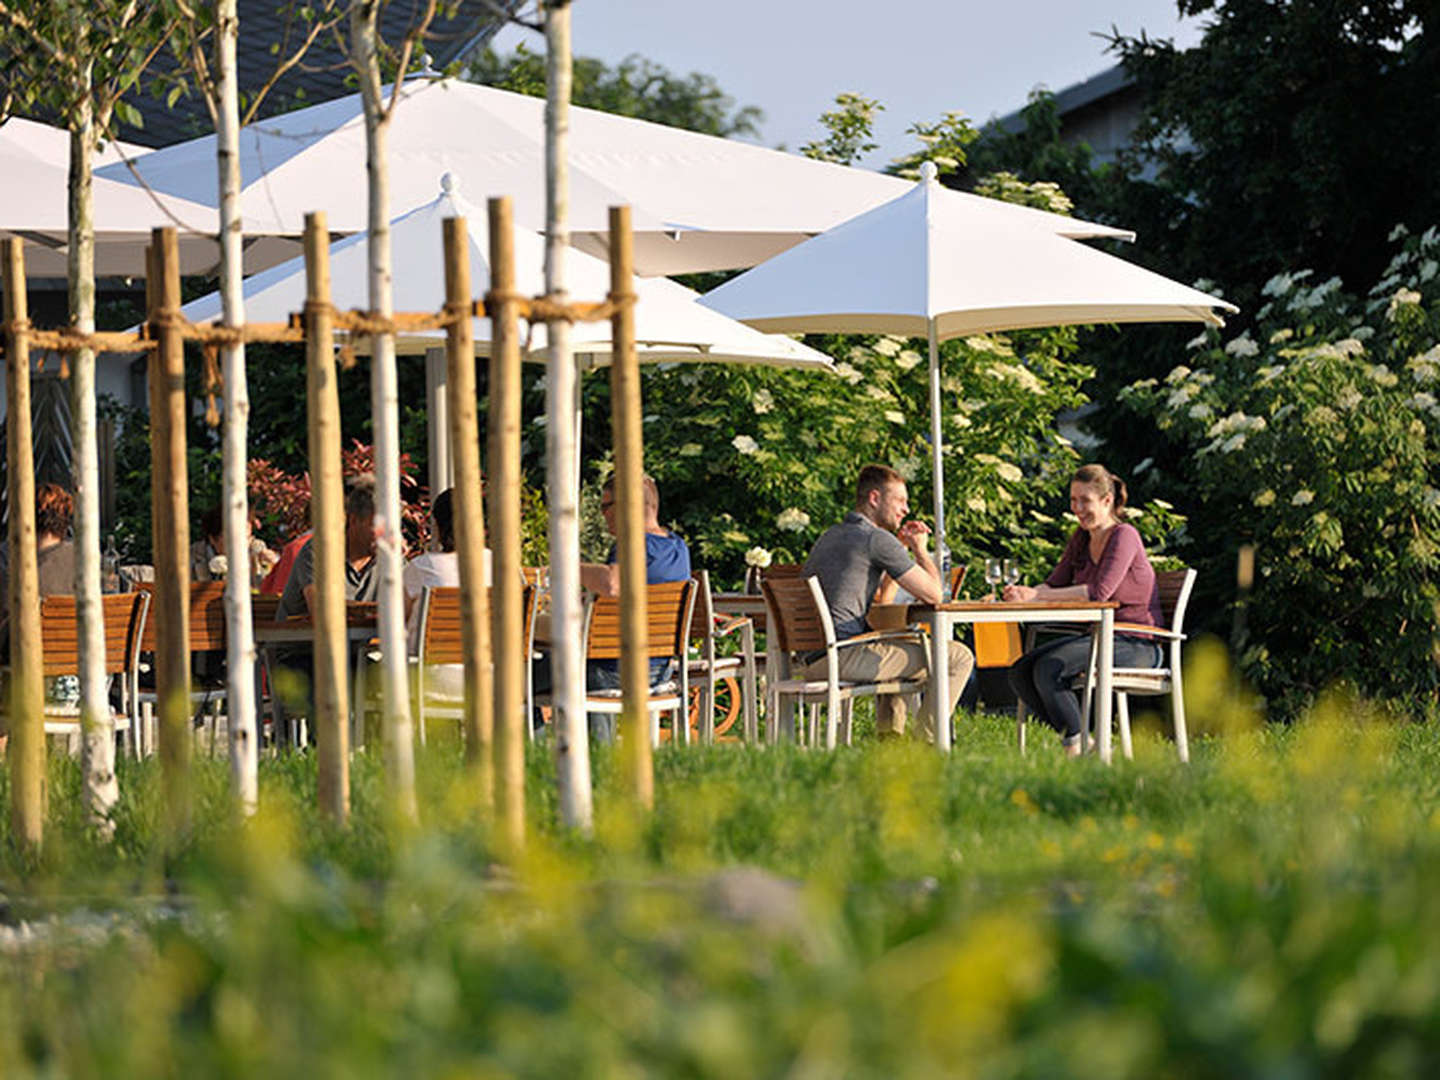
top-left (178, 174), bottom-right (832, 371)
top-left (0, 118), bottom-right (294, 278)
top-left (701, 161), bottom-right (1238, 561)
top-left (101, 76), bottom-right (1135, 277)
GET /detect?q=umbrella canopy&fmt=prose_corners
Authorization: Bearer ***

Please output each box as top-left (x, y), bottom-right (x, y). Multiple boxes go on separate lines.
top-left (0, 118), bottom-right (293, 278)
top-left (178, 174), bottom-right (833, 371)
top-left (700, 162), bottom-right (1237, 557)
top-left (102, 76), bottom-right (1134, 277)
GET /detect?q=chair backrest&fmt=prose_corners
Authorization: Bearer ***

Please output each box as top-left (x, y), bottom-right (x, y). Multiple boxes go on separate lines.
top-left (39, 592), bottom-right (148, 678)
top-left (418, 586), bottom-right (464, 666)
top-left (689, 569), bottom-right (716, 645)
top-left (417, 584), bottom-right (538, 668)
top-left (252, 593), bottom-right (282, 624)
top-left (762, 562), bottom-right (805, 583)
top-left (761, 575), bottom-right (832, 655)
top-left (1155, 568), bottom-right (1198, 633)
top-left (522, 566), bottom-right (546, 587)
top-left (137, 581), bottom-right (229, 653)
top-left (586, 579), bottom-right (696, 661)
top-left (948, 564), bottom-right (968, 601)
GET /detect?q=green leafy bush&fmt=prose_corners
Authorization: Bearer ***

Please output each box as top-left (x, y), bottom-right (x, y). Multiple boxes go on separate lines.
top-left (1120, 225), bottom-right (1440, 712)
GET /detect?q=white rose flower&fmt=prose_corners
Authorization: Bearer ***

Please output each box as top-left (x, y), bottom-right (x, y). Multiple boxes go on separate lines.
top-left (1189, 402), bottom-right (1213, 421)
top-left (1368, 364), bottom-right (1399, 387)
top-left (1185, 332), bottom-right (1209, 351)
top-left (1165, 364), bottom-right (1193, 384)
top-left (1336, 388), bottom-right (1362, 410)
top-left (1252, 489), bottom-right (1277, 507)
top-left (1411, 392), bottom-right (1438, 411)
top-left (1221, 433), bottom-right (1246, 453)
top-left (1291, 489), bottom-right (1315, 506)
top-left (872, 337), bottom-right (902, 357)
top-left (679, 443), bottom-right (703, 457)
top-left (1388, 287), bottom-right (1423, 319)
top-left (752, 388), bottom-right (774, 414)
top-left (743, 546), bottom-right (772, 569)
top-left (776, 507), bottom-right (811, 532)
top-left (731, 434), bottom-right (758, 455)
top-left (895, 349), bottom-right (923, 371)
top-left (833, 362), bottom-right (865, 385)
top-left (883, 410), bottom-right (906, 425)
top-left (1269, 328), bottom-right (1295, 344)
top-left (996, 462), bottom-right (1023, 483)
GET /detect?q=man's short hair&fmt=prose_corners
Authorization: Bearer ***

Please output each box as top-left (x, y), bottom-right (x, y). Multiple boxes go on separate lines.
top-left (602, 473), bottom-right (659, 513)
top-left (856, 464), bottom-right (904, 506)
top-left (345, 481), bottom-right (376, 519)
top-left (36, 482), bottom-right (74, 538)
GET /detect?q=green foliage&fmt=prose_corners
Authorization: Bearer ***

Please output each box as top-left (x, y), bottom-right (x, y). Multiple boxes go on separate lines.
top-left (7, 694), bottom-right (1440, 1073)
top-left (1119, 226), bottom-right (1440, 712)
top-left (799, 91), bottom-right (882, 166)
top-left (466, 42), bottom-right (763, 137)
top-left (890, 109), bottom-right (979, 180)
top-left (1109, 0), bottom-right (1440, 314)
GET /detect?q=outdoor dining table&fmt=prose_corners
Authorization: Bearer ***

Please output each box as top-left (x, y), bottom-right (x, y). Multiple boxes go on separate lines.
top-left (871, 599), bottom-right (1121, 762)
top-left (253, 602), bottom-right (380, 746)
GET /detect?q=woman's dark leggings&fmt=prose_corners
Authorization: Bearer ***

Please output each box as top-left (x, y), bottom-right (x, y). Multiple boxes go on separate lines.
top-left (1007, 633), bottom-right (1163, 746)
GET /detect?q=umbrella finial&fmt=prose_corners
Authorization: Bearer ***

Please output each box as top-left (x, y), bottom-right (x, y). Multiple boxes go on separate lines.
top-left (919, 160), bottom-right (939, 184)
top-left (440, 172), bottom-right (459, 197)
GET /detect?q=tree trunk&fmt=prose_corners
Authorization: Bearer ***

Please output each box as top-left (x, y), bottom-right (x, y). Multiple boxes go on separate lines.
top-left (352, 1), bottom-right (417, 825)
top-left (544, 0), bottom-right (592, 833)
top-left (67, 80), bottom-right (117, 829)
top-left (215, 0), bottom-right (258, 816)
top-left (4, 239), bottom-right (45, 851)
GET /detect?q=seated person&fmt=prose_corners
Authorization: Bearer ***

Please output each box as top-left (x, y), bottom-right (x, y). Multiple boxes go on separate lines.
top-left (192, 504), bottom-right (280, 586)
top-left (271, 482), bottom-right (379, 726)
top-left (536, 474), bottom-right (691, 741)
top-left (803, 464), bottom-right (974, 742)
top-left (402, 488), bottom-right (492, 700)
top-left (1004, 464), bottom-right (1163, 757)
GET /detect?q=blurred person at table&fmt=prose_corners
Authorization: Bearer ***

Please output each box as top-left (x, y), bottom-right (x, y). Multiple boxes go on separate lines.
top-left (402, 487), bottom-right (492, 649)
top-left (260, 501), bottom-right (312, 596)
top-left (803, 464), bottom-right (973, 741)
top-left (1003, 464), bottom-right (1163, 757)
top-left (191, 505), bottom-right (279, 586)
top-left (0, 483), bottom-right (81, 747)
top-left (276, 481), bottom-right (378, 620)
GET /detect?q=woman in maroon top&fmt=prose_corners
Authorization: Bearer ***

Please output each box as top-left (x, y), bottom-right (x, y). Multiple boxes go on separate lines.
top-left (1003, 465), bottom-right (1163, 755)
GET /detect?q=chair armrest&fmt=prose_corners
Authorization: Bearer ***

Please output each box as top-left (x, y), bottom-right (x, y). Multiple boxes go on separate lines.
top-left (837, 629), bottom-right (926, 649)
top-left (715, 615), bottom-right (753, 638)
top-left (1113, 622), bottom-right (1184, 641)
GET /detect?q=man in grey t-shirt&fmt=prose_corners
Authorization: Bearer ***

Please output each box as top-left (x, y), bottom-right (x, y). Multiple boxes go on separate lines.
top-left (803, 464), bottom-right (974, 739)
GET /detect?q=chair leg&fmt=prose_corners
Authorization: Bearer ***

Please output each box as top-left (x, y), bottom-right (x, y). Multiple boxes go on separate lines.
top-left (1171, 673), bottom-right (1190, 764)
top-left (1116, 693), bottom-right (1133, 760)
top-left (1015, 702), bottom-right (1027, 755)
top-left (650, 707), bottom-right (661, 749)
top-left (839, 699), bottom-right (854, 746)
top-left (825, 687), bottom-right (840, 750)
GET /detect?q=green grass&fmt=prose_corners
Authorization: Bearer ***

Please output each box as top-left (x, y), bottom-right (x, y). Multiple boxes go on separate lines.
top-left (4, 695), bottom-right (1440, 1076)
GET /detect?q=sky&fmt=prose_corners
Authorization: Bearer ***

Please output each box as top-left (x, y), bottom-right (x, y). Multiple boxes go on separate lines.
top-left (489, 1), bottom-right (1208, 169)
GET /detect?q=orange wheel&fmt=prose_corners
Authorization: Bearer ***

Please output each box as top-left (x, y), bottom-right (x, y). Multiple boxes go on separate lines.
top-left (677, 676), bottom-right (743, 742)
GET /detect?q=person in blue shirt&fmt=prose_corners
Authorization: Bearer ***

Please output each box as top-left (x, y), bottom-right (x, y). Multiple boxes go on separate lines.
top-left (533, 474), bottom-right (691, 741)
top-left (580, 473), bottom-right (691, 594)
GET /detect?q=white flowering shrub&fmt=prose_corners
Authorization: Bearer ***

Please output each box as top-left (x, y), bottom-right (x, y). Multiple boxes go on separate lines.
top-left (1120, 226), bottom-right (1440, 711)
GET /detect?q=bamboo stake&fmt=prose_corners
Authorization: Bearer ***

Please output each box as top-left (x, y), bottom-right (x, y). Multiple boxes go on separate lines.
top-left (545, 0), bottom-right (592, 834)
top-left (305, 212), bottom-right (350, 824)
top-left (442, 215), bottom-right (494, 808)
top-left (487, 196), bottom-right (526, 853)
top-left (149, 227), bottom-right (192, 839)
top-left (608, 206), bottom-right (653, 805)
top-left (216, 0), bottom-right (259, 816)
top-left (4, 239), bottom-right (45, 851)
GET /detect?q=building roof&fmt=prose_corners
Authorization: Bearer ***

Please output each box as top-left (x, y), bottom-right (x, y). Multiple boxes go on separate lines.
top-left (991, 62), bottom-right (1134, 136)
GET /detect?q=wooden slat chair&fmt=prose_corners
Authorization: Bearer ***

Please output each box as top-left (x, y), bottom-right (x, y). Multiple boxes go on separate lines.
top-left (686, 569), bottom-right (759, 744)
top-left (762, 575), bottom-right (928, 749)
top-left (537, 579), bottom-right (695, 747)
top-left (1093, 567), bottom-right (1198, 762)
top-left (410, 583), bottom-right (537, 747)
top-left (135, 581), bottom-right (230, 756)
top-left (947, 564), bottom-right (968, 601)
top-left (29, 591), bottom-right (150, 757)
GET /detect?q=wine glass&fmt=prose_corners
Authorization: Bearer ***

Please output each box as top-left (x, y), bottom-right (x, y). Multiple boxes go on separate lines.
top-left (984, 557), bottom-right (1004, 599)
top-left (1003, 558), bottom-right (1022, 594)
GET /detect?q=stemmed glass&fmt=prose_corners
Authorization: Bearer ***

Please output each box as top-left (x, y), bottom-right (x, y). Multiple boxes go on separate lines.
top-left (1003, 558), bottom-right (1022, 595)
top-left (984, 557), bottom-right (1004, 599)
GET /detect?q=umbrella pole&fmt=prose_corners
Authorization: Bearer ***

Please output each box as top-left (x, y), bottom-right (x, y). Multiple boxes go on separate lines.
top-left (927, 320), bottom-right (946, 570)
